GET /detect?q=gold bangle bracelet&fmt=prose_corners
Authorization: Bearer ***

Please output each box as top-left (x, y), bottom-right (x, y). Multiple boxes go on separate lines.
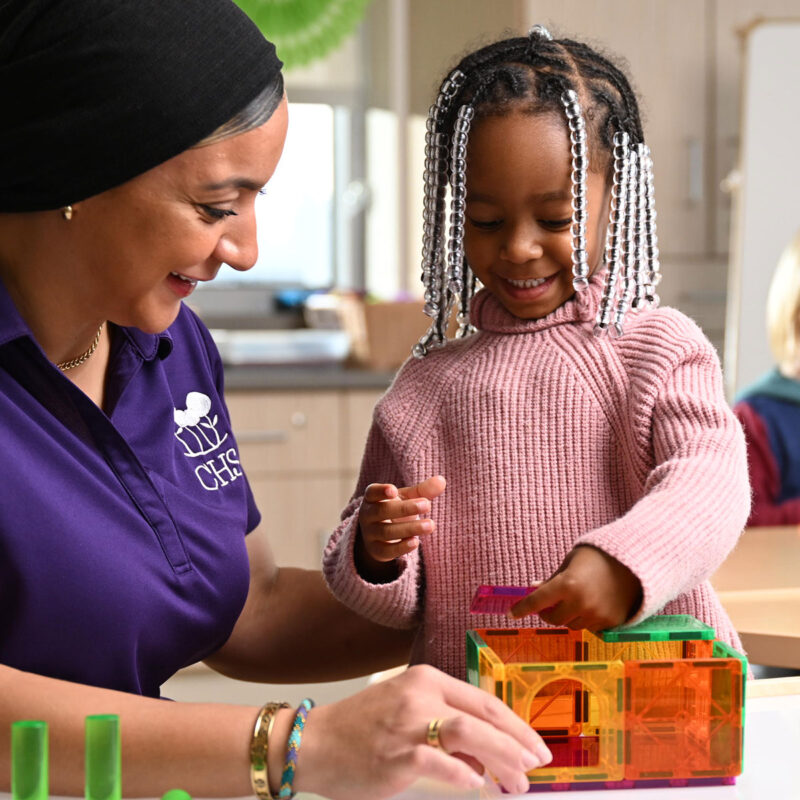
top-left (250, 701), bottom-right (290, 800)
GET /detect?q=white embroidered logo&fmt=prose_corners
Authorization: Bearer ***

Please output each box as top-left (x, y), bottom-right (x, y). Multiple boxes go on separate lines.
top-left (174, 391), bottom-right (242, 491)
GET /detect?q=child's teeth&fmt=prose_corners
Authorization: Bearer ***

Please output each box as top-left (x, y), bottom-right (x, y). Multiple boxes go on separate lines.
top-left (508, 277), bottom-right (546, 288)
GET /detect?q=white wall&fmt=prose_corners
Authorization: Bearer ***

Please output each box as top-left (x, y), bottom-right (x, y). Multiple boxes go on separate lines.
top-left (725, 20), bottom-right (800, 397)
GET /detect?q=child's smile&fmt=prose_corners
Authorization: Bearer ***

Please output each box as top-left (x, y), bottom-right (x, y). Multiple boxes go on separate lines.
top-left (464, 111), bottom-right (610, 320)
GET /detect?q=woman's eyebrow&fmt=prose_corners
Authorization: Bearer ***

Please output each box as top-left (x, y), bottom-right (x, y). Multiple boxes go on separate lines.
top-left (200, 177), bottom-right (264, 191)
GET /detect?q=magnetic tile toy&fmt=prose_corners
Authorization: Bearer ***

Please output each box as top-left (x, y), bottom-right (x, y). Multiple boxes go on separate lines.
top-left (467, 588), bottom-right (746, 792)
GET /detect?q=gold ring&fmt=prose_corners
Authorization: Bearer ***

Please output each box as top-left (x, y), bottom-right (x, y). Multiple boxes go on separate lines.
top-left (426, 717), bottom-right (445, 749)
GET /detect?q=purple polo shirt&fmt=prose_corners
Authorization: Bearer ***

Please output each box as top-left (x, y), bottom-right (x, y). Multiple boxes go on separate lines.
top-left (0, 278), bottom-right (260, 697)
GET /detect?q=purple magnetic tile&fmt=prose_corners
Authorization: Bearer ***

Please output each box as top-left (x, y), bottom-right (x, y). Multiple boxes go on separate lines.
top-left (469, 584), bottom-right (537, 614)
top-left (521, 775), bottom-right (737, 792)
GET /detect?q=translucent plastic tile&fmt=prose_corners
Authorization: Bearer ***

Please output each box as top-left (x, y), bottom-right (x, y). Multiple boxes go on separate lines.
top-left (585, 632), bottom-right (684, 663)
top-left (469, 584), bottom-right (537, 614)
top-left (503, 661), bottom-right (626, 784)
top-left (601, 614), bottom-right (716, 643)
top-left (624, 659), bottom-right (744, 780)
top-left (473, 627), bottom-right (583, 666)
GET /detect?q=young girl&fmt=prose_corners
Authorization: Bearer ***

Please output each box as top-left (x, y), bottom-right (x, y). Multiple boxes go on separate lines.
top-left (734, 230), bottom-right (800, 526)
top-left (323, 27), bottom-right (750, 680)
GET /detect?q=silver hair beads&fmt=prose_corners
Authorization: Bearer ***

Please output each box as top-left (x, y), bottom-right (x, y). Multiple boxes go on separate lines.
top-left (415, 69), bottom-right (466, 359)
top-left (642, 145), bottom-right (661, 305)
top-left (596, 131), bottom-right (630, 335)
top-left (528, 24), bottom-right (553, 41)
top-left (561, 90), bottom-right (590, 293)
top-left (594, 135), bottom-right (661, 337)
top-left (447, 104), bottom-right (476, 339)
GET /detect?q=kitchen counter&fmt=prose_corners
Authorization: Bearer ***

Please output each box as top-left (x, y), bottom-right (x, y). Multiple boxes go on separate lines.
top-left (223, 363), bottom-right (397, 391)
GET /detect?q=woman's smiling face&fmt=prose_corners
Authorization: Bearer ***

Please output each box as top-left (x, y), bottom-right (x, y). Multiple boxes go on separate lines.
top-left (70, 96), bottom-right (289, 334)
top-left (464, 111), bottom-right (610, 320)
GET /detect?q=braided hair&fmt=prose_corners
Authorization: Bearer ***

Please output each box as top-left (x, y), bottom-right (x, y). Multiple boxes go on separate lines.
top-left (413, 26), bottom-right (660, 358)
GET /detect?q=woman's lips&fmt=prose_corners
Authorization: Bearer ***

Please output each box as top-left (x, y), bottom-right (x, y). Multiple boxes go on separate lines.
top-left (167, 271), bottom-right (198, 298)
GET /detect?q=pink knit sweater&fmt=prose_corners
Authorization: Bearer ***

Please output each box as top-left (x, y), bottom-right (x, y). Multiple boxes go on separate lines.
top-left (323, 278), bottom-right (750, 679)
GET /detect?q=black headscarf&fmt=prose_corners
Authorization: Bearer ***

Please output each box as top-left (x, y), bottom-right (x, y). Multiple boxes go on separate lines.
top-left (0, 0), bottom-right (283, 212)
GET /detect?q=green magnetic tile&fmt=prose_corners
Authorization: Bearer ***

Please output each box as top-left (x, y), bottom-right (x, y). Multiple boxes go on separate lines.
top-left (601, 614), bottom-right (715, 642)
top-left (521, 664), bottom-right (556, 671)
top-left (713, 640), bottom-right (748, 771)
top-left (465, 630), bottom-right (485, 686)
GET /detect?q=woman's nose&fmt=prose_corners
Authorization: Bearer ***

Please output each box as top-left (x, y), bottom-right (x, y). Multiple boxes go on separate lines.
top-left (215, 210), bottom-right (259, 272)
top-left (500, 222), bottom-right (543, 264)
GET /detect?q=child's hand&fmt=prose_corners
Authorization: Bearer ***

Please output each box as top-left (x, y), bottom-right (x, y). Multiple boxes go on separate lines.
top-left (508, 545), bottom-right (643, 632)
top-left (356, 476), bottom-right (446, 573)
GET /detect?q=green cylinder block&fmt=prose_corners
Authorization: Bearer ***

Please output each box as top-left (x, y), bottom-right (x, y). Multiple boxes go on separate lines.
top-left (85, 714), bottom-right (121, 800)
top-left (11, 720), bottom-right (48, 800)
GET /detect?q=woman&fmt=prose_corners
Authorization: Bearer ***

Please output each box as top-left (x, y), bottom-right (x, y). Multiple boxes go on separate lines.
top-left (0, 1), bottom-right (550, 798)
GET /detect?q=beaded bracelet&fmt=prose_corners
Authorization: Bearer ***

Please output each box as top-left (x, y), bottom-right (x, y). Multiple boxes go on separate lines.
top-left (277, 698), bottom-right (315, 799)
top-left (250, 701), bottom-right (290, 800)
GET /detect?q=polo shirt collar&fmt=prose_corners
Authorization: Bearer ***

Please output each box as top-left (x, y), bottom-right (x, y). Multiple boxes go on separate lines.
top-left (122, 324), bottom-right (174, 361)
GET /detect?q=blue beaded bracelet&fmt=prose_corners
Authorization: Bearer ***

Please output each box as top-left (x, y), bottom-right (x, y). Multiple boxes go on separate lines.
top-left (278, 698), bottom-right (314, 799)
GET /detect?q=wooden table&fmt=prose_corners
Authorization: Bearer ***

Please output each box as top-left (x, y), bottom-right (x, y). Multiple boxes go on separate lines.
top-left (711, 525), bottom-right (800, 668)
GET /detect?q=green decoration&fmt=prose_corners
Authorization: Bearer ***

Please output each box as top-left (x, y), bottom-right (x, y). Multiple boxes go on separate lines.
top-left (235, 0), bottom-right (372, 70)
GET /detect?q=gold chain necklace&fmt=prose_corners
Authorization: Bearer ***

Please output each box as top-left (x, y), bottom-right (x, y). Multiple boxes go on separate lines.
top-left (56, 322), bottom-right (105, 371)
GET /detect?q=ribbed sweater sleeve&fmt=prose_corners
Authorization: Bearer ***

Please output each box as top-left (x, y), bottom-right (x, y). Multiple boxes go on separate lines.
top-left (576, 311), bottom-right (751, 623)
top-left (322, 420), bottom-right (423, 629)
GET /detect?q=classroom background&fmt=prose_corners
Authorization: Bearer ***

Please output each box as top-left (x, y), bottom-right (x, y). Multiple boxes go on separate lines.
top-left (169, 0), bottom-right (800, 708)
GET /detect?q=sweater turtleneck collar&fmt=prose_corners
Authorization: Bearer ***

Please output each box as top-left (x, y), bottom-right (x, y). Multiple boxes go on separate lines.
top-left (470, 268), bottom-right (606, 335)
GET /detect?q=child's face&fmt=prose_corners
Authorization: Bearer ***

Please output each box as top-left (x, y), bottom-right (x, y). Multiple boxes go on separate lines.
top-left (464, 111), bottom-right (610, 320)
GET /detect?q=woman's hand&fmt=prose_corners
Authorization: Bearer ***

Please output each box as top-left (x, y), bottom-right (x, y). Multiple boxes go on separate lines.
top-left (509, 545), bottom-right (643, 631)
top-left (354, 476), bottom-right (446, 579)
top-left (295, 664), bottom-right (552, 799)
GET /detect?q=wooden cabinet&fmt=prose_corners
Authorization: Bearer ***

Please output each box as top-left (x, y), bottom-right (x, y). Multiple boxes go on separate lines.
top-left (226, 387), bottom-right (385, 569)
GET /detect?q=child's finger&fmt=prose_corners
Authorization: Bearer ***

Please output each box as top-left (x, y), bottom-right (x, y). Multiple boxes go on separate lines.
top-left (369, 518), bottom-right (434, 545)
top-left (361, 497), bottom-right (432, 524)
top-left (398, 474), bottom-right (447, 501)
top-left (508, 580), bottom-right (562, 619)
top-left (368, 535), bottom-right (421, 561)
top-left (363, 483), bottom-right (399, 503)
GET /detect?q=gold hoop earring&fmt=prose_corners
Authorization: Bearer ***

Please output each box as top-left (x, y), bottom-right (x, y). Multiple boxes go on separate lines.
top-left (61, 205), bottom-right (74, 221)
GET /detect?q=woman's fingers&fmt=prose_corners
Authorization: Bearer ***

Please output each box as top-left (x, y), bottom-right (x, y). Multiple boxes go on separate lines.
top-left (296, 664), bottom-right (550, 800)
top-left (404, 743), bottom-right (486, 791)
top-left (428, 714), bottom-right (546, 795)
top-left (425, 668), bottom-right (551, 764)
